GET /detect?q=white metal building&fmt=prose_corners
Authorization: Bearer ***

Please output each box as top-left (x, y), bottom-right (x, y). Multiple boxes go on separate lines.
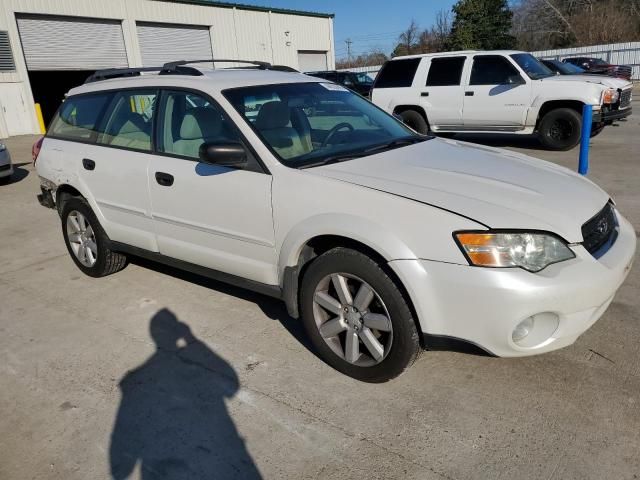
top-left (0, 0), bottom-right (335, 138)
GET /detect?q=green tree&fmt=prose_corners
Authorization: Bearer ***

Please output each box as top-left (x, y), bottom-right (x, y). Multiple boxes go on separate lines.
top-left (447, 0), bottom-right (515, 50)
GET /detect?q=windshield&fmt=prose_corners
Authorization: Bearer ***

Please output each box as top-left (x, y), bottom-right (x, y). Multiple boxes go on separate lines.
top-left (511, 53), bottom-right (555, 79)
top-left (557, 61), bottom-right (585, 74)
top-left (354, 73), bottom-right (374, 85)
top-left (223, 82), bottom-right (423, 168)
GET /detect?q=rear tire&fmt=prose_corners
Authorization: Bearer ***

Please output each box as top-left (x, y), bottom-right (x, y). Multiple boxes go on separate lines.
top-left (538, 108), bottom-right (582, 151)
top-left (399, 109), bottom-right (429, 135)
top-left (299, 247), bottom-right (421, 382)
top-left (61, 197), bottom-right (127, 278)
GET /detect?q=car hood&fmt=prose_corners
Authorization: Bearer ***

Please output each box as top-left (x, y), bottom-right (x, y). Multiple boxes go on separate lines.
top-left (543, 74), bottom-right (632, 89)
top-left (307, 138), bottom-right (609, 242)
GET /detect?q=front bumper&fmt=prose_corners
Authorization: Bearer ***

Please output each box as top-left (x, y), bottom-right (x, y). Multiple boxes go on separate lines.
top-left (0, 150), bottom-right (12, 178)
top-left (593, 106), bottom-right (632, 124)
top-left (390, 211), bottom-right (636, 357)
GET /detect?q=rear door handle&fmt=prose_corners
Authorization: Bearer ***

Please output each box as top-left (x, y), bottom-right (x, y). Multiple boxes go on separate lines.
top-left (155, 172), bottom-right (174, 187)
top-left (421, 92), bottom-right (429, 97)
top-left (82, 158), bottom-right (95, 170)
top-left (465, 91), bottom-right (474, 96)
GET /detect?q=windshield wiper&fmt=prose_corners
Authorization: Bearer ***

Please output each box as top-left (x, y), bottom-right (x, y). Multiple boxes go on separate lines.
top-left (298, 153), bottom-right (366, 169)
top-left (363, 135), bottom-right (428, 154)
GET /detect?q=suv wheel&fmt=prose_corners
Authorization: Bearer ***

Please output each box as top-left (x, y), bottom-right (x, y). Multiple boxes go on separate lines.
top-left (591, 123), bottom-right (605, 138)
top-left (538, 108), bottom-right (582, 150)
top-left (61, 197), bottom-right (127, 277)
top-left (399, 109), bottom-right (429, 135)
top-left (300, 247), bottom-right (421, 382)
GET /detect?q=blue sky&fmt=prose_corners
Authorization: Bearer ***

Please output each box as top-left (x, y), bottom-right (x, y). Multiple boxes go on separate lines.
top-left (235, 0), bottom-right (458, 59)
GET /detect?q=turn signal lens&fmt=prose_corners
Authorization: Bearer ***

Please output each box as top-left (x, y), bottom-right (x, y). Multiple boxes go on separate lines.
top-left (455, 232), bottom-right (575, 272)
top-left (602, 88), bottom-right (619, 104)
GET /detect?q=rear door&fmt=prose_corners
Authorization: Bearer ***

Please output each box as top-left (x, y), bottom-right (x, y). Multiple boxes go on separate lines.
top-left (462, 55), bottom-right (531, 128)
top-left (419, 56), bottom-right (466, 128)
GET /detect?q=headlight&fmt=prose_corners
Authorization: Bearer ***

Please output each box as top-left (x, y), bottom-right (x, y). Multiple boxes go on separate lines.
top-left (602, 88), bottom-right (619, 104)
top-left (454, 231), bottom-right (575, 272)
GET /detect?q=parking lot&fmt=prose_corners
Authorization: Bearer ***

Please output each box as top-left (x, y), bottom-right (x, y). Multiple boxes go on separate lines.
top-left (1, 101), bottom-right (639, 479)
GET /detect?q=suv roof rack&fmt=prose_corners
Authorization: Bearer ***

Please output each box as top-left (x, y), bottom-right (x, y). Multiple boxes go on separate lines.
top-left (85, 59), bottom-right (274, 84)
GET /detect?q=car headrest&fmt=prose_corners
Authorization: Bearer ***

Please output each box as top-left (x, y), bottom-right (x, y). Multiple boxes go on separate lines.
top-left (255, 101), bottom-right (290, 130)
top-left (180, 108), bottom-right (223, 140)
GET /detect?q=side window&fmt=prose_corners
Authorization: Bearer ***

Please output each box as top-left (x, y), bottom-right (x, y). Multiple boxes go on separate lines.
top-left (48, 93), bottom-right (112, 142)
top-left (374, 58), bottom-right (421, 88)
top-left (98, 90), bottom-right (157, 151)
top-left (159, 90), bottom-right (241, 159)
top-left (426, 57), bottom-right (466, 86)
top-left (470, 55), bottom-right (520, 85)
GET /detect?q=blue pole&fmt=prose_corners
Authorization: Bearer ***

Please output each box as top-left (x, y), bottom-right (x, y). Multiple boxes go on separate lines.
top-left (579, 104), bottom-right (592, 175)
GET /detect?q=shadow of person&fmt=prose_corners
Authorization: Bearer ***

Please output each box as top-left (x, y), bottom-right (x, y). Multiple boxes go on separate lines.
top-left (109, 309), bottom-right (262, 479)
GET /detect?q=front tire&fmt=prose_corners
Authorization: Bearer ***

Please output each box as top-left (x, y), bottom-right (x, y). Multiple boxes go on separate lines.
top-left (399, 109), bottom-right (429, 135)
top-left (300, 248), bottom-right (421, 382)
top-left (538, 107), bottom-right (582, 151)
top-left (61, 197), bottom-right (127, 277)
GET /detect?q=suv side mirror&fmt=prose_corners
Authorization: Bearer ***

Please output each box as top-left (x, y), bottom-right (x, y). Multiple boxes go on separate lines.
top-left (199, 142), bottom-right (247, 168)
top-left (506, 74), bottom-right (525, 85)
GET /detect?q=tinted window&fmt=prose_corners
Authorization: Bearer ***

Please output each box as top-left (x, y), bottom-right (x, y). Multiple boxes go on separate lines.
top-left (470, 55), bottom-right (520, 85)
top-left (97, 90), bottom-right (157, 151)
top-left (426, 57), bottom-right (466, 86)
top-left (48, 93), bottom-right (112, 141)
top-left (374, 58), bottom-right (421, 88)
top-left (159, 90), bottom-right (241, 159)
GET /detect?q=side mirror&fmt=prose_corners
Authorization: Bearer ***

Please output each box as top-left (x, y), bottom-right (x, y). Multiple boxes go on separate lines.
top-left (506, 74), bottom-right (525, 85)
top-left (199, 142), bottom-right (247, 168)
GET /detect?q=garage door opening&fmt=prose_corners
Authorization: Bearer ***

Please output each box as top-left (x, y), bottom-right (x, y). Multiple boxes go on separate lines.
top-left (28, 71), bottom-right (92, 126)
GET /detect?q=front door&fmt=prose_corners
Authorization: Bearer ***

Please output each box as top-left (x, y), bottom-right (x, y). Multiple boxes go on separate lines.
top-left (462, 55), bottom-right (531, 129)
top-left (148, 89), bottom-right (276, 285)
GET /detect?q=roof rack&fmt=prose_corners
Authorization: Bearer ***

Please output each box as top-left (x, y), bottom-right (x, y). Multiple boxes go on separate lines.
top-left (85, 58), bottom-right (274, 84)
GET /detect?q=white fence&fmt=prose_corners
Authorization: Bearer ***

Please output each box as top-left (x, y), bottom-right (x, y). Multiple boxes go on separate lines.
top-left (533, 41), bottom-right (640, 80)
top-left (340, 41), bottom-right (640, 80)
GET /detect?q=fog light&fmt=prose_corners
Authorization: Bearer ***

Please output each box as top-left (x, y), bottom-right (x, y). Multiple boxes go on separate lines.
top-left (512, 316), bottom-right (534, 343)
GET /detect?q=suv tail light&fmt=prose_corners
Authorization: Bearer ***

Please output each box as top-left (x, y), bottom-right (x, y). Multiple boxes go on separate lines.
top-left (32, 136), bottom-right (44, 165)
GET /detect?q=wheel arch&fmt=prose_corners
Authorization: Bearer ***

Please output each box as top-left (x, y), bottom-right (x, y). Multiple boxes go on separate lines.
top-left (534, 100), bottom-right (585, 130)
top-left (393, 104), bottom-right (428, 123)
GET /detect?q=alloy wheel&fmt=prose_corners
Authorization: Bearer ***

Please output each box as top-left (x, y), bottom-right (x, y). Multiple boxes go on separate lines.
top-left (66, 210), bottom-right (98, 267)
top-left (312, 273), bottom-right (393, 367)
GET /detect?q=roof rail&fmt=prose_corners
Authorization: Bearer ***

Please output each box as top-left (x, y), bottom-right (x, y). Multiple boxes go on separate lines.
top-left (162, 59), bottom-right (272, 70)
top-left (85, 64), bottom-right (202, 83)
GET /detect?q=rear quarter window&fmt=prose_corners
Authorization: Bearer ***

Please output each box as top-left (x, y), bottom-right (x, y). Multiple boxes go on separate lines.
top-left (374, 58), bottom-right (421, 88)
top-left (48, 93), bottom-right (112, 142)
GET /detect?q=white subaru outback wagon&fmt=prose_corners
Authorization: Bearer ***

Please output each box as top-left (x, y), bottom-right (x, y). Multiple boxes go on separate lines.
top-left (35, 60), bottom-right (635, 382)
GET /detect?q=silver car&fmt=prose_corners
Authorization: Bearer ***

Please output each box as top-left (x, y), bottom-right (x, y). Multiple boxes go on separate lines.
top-left (0, 142), bottom-right (13, 183)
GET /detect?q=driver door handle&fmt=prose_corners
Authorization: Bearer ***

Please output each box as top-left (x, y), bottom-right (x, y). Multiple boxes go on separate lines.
top-left (465, 91), bottom-right (474, 96)
top-left (155, 172), bottom-right (174, 187)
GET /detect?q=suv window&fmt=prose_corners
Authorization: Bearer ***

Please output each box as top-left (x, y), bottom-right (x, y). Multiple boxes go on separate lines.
top-left (98, 90), bottom-right (157, 151)
top-left (470, 55), bottom-right (520, 85)
top-left (159, 90), bottom-right (241, 159)
top-left (374, 58), bottom-right (421, 88)
top-left (48, 93), bottom-right (112, 142)
top-left (426, 57), bottom-right (466, 86)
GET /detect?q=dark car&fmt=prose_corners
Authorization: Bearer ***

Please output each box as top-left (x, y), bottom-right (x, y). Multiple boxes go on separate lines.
top-left (305, 70), bottom-right (374, 97)
top-left (541, 59), bottom-right (586, 75)
top-left (563, 57), bottom-right (632, 80)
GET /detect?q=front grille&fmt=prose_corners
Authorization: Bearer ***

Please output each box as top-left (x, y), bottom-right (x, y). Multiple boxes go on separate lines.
top-left (619, 89), bottom-right (632, 109)
top-left (581, 203), bottom-right (618, 257)
top-left (0, 163), bottom-right (11, 172)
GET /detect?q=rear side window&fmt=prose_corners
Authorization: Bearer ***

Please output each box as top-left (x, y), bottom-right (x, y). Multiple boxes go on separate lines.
top-left (374, 58), bottom-right (421, 88)
top-left (97, 90), bottom-right (157, 152)
top-left (426, 57), bottom-right (466, 86)
top-left (470, 55), bottom-right (520, 85)
top-left (48, 93), bottom-right (112, 141)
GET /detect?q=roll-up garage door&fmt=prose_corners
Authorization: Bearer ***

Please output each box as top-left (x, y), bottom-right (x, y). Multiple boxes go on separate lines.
top-left (137, 23), bottom-right (213, 67)
top-left (297, 51), bottom-right (328, 72)
top-left (16, 15), bottom-right (128, 70)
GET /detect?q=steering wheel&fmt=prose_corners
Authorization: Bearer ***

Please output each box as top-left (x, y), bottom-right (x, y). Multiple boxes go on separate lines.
top-left (321, 122), bottom-right (355, 148)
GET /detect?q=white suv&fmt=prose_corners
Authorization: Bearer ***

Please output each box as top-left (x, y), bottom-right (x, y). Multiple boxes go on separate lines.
top-left (35, 60), bottom-right (635, 382)
top-left (371, 50), bottom-right (633, 150)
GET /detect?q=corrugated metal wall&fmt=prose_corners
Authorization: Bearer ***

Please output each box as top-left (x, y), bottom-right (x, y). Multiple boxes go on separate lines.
top-left (0, 0), bottom-right (335, 136)
top-left (533, 42), bottom-right (640, 80)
